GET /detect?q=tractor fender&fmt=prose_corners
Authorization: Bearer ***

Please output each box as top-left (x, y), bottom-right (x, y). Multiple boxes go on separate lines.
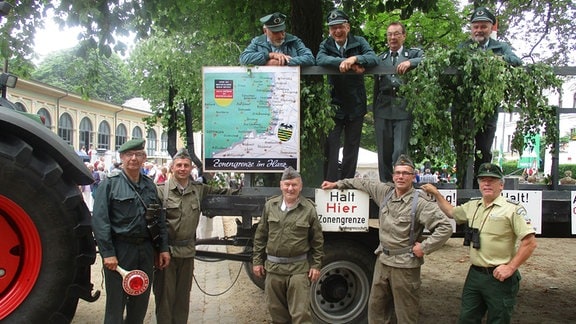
top-left (0, 108), bottom-right (93, 185)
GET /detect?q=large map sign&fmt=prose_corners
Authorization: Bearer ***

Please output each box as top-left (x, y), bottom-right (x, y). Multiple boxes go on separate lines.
top-left (203, 66), bottom-right (300, 172)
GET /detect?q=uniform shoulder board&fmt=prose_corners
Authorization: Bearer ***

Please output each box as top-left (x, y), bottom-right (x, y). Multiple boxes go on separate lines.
top-left (304, 197), bottom-right (317, 207)
top-left (266, 194), bottom-right (282, 202)
top-left (108, 170), bottom-right (122, 178)
top-left (506, 198), bottom-right (520, 205)
top-left (418, 190), bottom-right (436, 202)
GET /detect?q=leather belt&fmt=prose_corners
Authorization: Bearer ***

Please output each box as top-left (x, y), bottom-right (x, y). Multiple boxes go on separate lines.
top-left (381, 246), bottom-right (412, 256)
top-left (169, 238), bottom-right (194, 246)
top-left (113, 235), bottom-right (150, 244)
top-left (267, 253), bottom-right (307, 264)
top-left (471, 265), bottom-right (497, 274)
top-left (380, 88), bottom-right (399, 97)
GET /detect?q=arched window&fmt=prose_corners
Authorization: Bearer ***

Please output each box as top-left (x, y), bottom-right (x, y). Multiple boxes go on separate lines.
top-left (15, 102), bottom-right (27, 112)
top-left (147, 129), bottom-right (157, 156)
top-left (98, 121), bottom-right (111, 150)
top-left (115, 124), bottom-right (128, 151)
top-left (79, 117), bottom-right (93, 151)
top-left (132, 126), bottom-right (143, 139)
top-left (58, 113), bottom-right (74, 146)
top-left (161, 132), bottom-right (168, 155)
top-left (36, 108), bottom-right (52, 129)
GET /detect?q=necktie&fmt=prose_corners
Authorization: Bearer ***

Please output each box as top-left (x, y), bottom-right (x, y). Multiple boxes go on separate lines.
top-left (391, 51), bottom-right (398, 66)
top-left (340, 46), bottom-right (345, 57)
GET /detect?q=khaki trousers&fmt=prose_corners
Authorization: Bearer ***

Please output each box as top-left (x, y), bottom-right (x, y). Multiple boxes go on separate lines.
top-left (368, 261), bottom-right (421, 324)
top-left (265, 272), bottom-right (312, 324)
top-left (154, 257), bottom-right (195, 324)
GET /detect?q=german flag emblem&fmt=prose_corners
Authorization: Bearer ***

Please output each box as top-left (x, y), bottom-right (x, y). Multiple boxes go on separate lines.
top-left (277, 123), bottom-right (293, 142)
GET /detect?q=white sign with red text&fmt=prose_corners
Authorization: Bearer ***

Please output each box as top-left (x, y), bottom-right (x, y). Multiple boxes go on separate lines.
top-left (501, 190), bottom-right (542, 234)
top-left (571, 191), bottom-right (576, 235)
top-left (437, 189), bottom-right (458, 232)
top-left (315, 189), bottom-right (370, 232)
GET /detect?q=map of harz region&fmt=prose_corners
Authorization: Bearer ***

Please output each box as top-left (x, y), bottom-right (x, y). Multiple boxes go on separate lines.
top-left (203, 66), bottom-right (300, 172)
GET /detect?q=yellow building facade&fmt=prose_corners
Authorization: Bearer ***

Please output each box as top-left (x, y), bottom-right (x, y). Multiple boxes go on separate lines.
top-left (6, 78), bottom-right (176, 164)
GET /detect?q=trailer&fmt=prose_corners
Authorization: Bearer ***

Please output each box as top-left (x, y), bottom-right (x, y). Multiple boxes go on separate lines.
top-left (193, 65), bottom-right (576, 323)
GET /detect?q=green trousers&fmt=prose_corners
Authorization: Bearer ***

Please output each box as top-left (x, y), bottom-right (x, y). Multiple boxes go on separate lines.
top-left (154, 257), bottom-right (195, 324)
top-left (265, 272), bottom-right (312, 324)
top-left (458, 266), bottom-right (521, 324)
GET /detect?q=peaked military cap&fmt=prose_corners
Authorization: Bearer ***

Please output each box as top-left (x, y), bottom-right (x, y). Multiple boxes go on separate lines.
top-left (477, 163), bottom-right (503, 179)
top-left (118, 139), bottom-right (145, 153)
top-left (327, 9), bottom-right (349, 26)
top-left (470, 7), bottom-right (496, 25)
top-left (260, 12), bottom-right (286, 32)
top-left (281, 166), bottom-right (301, 180)
top-left (173, 148), bottom-right (192, 160)
top-left (394, 154), bottom-right (415, 169)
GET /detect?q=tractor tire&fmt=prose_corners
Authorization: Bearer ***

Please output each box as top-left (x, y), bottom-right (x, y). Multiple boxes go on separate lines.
top-left (0, 134), bottom-right (95, 323)
top-left (310, 240), bottom-right (375, 324)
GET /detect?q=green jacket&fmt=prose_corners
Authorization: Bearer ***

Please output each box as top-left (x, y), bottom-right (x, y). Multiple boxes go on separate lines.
top-left (92, 170), bottom-right (169, 258)
top-left (316, 34), bottom-right (380, 119)
top-left (157, 177), bottom-right (234, 258)
top-left (373, 46), bottom-right (424, 120)
top-left (459, 38), bottom-right (522, 66)
top-left (253, 195), bottom-right (324, 275)
top-left (239, 33), bottom-right (315, 66)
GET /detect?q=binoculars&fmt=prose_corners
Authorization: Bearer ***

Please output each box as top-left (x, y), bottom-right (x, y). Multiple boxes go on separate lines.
top-left (145, 204), bottom-right (162, 247)
top-left (463, 227), bottom-right (480, 249)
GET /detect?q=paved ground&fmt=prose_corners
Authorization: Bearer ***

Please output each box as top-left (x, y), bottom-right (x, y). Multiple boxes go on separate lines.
top-left (72, 216), bottom-right (266, 323)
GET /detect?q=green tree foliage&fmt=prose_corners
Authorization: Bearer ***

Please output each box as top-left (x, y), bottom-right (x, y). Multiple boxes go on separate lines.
top-left (31, 47), bottom-right (135, 104)
top-left (402, 46), bottom-right (562, 187)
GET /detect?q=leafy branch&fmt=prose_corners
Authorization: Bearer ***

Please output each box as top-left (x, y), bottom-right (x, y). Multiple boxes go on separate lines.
top-left (402, 46), bottom-right (561, 187)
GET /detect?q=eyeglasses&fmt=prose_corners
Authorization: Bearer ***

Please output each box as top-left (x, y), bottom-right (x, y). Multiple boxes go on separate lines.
top-left (393, 171), bottom-right (414, 177)
top-left (124, 151), bottom-right (146, 158)
top-left (386, 32), bottom-right (404, 38)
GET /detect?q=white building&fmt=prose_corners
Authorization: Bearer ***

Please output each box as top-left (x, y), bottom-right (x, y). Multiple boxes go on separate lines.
top-left (494, 78), bottom-right (576, 174)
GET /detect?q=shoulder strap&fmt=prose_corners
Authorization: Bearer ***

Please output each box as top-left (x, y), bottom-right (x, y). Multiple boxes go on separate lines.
top-left (409, 190), bottom-right (420, 246)
top-left (380, 188), bottom-right (419, 252)
top-left (120, 171), bottom-right (148, 209)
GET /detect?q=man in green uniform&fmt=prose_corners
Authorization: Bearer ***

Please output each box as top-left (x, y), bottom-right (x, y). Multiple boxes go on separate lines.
top-left (454, 7), bottom-right (523, 187)
top-left (316, 9), bottom-right (379, 181)
top-left (422, 163), bottom-right (537, 323)
top-left (322, 155), bottom-right (452, 323)
top-left (253, 166), bottom-right (324, 323)
top-left (239, 12), bottom-right (315, 66)
top-left (92, 139), bottom-right (171, 324)
top-left (373, 21), bottom-right (423, 182)
top-left (153, 148), bottom-right (237, 324)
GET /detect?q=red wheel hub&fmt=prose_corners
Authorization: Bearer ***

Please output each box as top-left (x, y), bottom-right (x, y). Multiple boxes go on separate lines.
top-left (0, 195), bottom-right (42, 320)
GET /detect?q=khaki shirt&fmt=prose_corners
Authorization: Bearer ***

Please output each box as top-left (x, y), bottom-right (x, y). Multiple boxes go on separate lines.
top-left (337, 179), bottom-right (453, 269)
top-left (453, 195), bottom-right (535, 267)
top-left (253, 195), bottom-right (324, 275)
top-left (158, 177), bottom-right (234, 258)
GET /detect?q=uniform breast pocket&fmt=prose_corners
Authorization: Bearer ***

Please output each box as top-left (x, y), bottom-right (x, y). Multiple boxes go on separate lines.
top-left (294, 222), bottom-right (310, 235)
top-left (484, 217), bottom-right (511, 235)
top-left (392, 214), bottom-right (412, 233)
top-left (112, 196), bottom-right (135, 223)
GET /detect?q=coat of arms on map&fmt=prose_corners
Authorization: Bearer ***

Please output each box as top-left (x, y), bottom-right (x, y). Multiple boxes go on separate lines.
top-left (277, 123), bottom-right (293, 142)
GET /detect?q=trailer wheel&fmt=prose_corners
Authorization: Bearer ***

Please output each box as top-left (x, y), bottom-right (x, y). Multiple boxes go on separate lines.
top-left (0, 135), bottom-right (92, 322)
top-left (310, 240), bottom-right (375, 324)
top-left (242, 246), bottom-right (265, 290)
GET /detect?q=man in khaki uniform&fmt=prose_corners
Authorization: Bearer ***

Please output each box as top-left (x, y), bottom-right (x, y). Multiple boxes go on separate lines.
top-left (153, 148), bottom-right (236, 324)
top-left (322, 155), bottom-right (452, 323)
top-left (253, 167), bottom-right (324, 323)
top-left (422, 163), bottom-right (536, 323)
